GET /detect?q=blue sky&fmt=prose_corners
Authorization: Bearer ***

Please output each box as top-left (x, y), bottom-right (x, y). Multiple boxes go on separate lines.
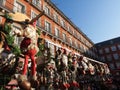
top-left (51, 0), bottom-right (120, 43)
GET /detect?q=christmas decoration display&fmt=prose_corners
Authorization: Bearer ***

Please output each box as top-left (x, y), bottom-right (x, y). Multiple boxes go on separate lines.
top-left (0, 11), bottom-right (112, 90)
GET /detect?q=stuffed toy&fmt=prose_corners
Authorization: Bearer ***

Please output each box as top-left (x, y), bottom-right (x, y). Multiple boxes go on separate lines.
top-left (61, 49), bottom-right (68, 68)
top-left (88, 62), bottom-right (95, 75)
top-left (10, 12), bottom-right (44, 81)
top-left (20, 24), bottom-right (39, 79)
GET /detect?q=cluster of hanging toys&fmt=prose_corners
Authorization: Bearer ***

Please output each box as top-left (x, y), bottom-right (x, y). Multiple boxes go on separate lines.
top-left (0, 11), bottom-right (112, 90)
top-left (2, 47), bottom-right (111, 90)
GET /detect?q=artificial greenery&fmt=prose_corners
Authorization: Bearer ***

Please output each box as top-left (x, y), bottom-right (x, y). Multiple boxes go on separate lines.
top-left (36, 28), bottom-right (41, 36)
top-left (11, 45), bottom-right (21, 56)
top-left (6, 34), bottom-right (14, 45)
top-left (36, 28), bottom-right (45, 57)
top-left (4, 23), bottom-right (11, 34)
top-left (3, 14), bottom-right (21, 56)
top-left (37, 43), bottom-right (45, 56)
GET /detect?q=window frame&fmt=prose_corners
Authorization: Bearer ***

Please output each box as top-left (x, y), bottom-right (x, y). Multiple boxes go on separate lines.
top-left (14, 1), bottom-right (26, 13)
top-left (55, 27), bottom-right (59, 37)
top-left (111, 46), bottom-right (117, 51)
top-left (104, 47), bottom-right (110, 53)
top-left (45, 21), bottom-right (51, 33)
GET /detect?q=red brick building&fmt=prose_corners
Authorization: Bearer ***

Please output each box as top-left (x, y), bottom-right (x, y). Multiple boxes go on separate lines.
top-left (0, 0), bottom-right (113, 89)
top-left (0, 0), bottom-right (98, 59)
top-left (96, 37), bottom-right (120, 75)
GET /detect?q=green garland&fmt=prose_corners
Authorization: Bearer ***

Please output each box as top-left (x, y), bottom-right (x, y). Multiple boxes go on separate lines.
top-left (3, 13), bottom-right (21, 56)
top-left (4, 23), bottom-right (21, 56)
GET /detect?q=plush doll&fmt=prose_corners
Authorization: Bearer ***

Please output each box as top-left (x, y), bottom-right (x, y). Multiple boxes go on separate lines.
top-left (12, 12), bottom-right (44, 81)
top-left (88, 62), bottom-right (95, 75)
top-left (69, 55), bottom-right (79, 88)
top-left (55, 48), bottom-right (62, 66)
top-left (13, 21), bottom-right (41, 89)
top-left (60, 49), bottom-right (70, 89)
top-left (15, 23), bottom-right (39, 80)
top-left (61, 49), bottom-right (68, 68)
top-left (82, 57), bottom-right (89, 73)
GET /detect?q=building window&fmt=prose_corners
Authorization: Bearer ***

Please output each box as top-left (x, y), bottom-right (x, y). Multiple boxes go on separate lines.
top-left (31, 11), bottom-right (40, 26)
top-left (70, 38), bottom-right (72, 45)
top-left (82, 46), bottom-right (85, 52)
top-left (67, 26), bottom-right (70, 32)
top-left (55, 28), bottom-right (59, 37)
top-left (113, 53), bottom-right (119, 60)
top-left (81, 36), bottom-right (84, 43)
top-left (75, 42), bottom-right (78, 48)
top-left (62, 33), bottom-right (66, 41)
top-left (74, 31), bottom-right (77, 37)
top-left (78, 35), bottom-right (81, 40)
top-left (60, 19), bottom-right (65, 27)
top-left (14, 1), bottom-right (25, 13)
top-left (32, 0), bottom-right (37, 4)
top-left (45, 21), bottom-right (51, 33)
top-left (109, 63), bottom-right (115, 70)
top-left (101, 56), bottom-right (105, 62)
top-left (117, 44), bottom-right (120, 50)
top-left (104, 47), bottom-right (110, 53)
top-left (106, 55), bottom-right (112, 61)
top-left (81, 45), bottom-right (85, 52)
top-left (116, 62), bottom-right (120, 69)
top-left (44, 6), bottom-right (50, 15)
top-left (74, 41), bottom-right (77, 48)
top-left (99, 49), bottom-right (103, 54)
top-left (53, 13), bottom-right (58, 22)
top-left (32, 0), bottom-right (41, 9)
top-left (111, 46), bottom-right (117, 51)
top-left (0, 0), bottom-right (6, 5)
top-left (72, 30), bottom-right (74, 35)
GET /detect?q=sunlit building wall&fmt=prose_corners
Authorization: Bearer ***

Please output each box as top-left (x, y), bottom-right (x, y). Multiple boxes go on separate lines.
top-left (0, 0), bottom-right (98, 59)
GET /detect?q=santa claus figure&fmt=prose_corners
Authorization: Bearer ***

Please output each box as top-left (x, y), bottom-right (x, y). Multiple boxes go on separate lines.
top-left (20, 22), bottom-right (39, 79)
top-left (13, 12), bottom-right (44, 81)
top-left (13, 19), bottom-right (39, 80)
